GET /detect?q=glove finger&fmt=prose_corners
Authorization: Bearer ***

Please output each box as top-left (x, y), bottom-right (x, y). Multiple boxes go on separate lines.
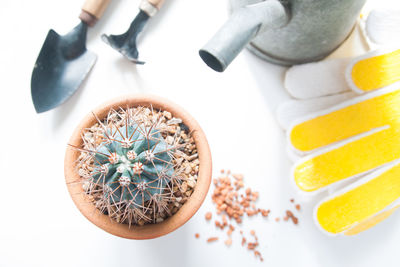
top-left (276, 92), bottom-right (356, 131)
top-left (293, 126), bottom-right (398, 193)
top-left (346, 48), bottom-right (400, 93)
top-left (284, 58), bottom-right (351, 99)
top-left (289, 86), bottom-right (400, 153)
top-left (366, 8), bottom-right (400, 45)
top-left (314, 160), bottom-right (400, 235)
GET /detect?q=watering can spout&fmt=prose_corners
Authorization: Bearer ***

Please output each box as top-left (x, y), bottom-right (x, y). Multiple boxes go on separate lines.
top-left (199, 0), bottom-right (288, 72)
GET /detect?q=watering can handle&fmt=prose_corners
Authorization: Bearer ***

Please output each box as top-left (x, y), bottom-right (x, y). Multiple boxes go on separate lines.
top-left (80, 0), bottom-right (111, 26)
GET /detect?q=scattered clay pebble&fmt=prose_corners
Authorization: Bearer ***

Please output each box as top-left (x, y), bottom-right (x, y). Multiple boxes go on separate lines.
top-left (227, 224), bottom-right (235, 236)
top-left (261, 209), bottom-right (270, 217)
top-left (254, 251), bottom-right (264, 262)
top-left (211, 172), bottom-right (269, 224)
top-left (286, 210), bottom-right (294, 217)
top-left (225, 238), bottom-right (233, 246)
top-left (285, 210), bottom-right (299, 225)
top-left (246, 230), bottom-right (260, 255)
top-left (247, 242), bottom-right (258, 250)
top-left (209, 172), bottom-right (270, 262)
top-left (222, 214), bottom-right (228, 226)
top-left (232, 174), bottom-right (243, 180)
top-left (197, 171), bottom-right (304, 263)
top-left (200, 171), bottom-right (294, 263)
top-left (195, 233), bottom-right (200, 238)
top-left (207, 237), bottom-right (219, 243)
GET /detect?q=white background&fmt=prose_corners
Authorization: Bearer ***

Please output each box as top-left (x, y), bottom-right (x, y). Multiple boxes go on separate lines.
top-left (1, 0), bottom-right (399, 266)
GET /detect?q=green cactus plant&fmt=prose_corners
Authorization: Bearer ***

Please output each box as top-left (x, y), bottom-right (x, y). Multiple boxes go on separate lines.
top-left (73, 107), bottom-right (194, 226)
top-left (93, 121), bottom-right (174, 204)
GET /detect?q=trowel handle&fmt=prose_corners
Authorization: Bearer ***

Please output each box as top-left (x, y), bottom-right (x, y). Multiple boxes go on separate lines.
top-left (79, 0), bottom-right (111, 26)
top-left (140, 0), bottom-right (165, 16)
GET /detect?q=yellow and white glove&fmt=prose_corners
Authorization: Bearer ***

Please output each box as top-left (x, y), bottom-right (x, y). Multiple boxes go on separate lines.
top-left (278, 47), bottom-right (400, 236)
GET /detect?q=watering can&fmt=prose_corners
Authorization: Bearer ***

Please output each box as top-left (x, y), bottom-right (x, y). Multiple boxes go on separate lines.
top-left (199, 0), bottom-right (366, 72)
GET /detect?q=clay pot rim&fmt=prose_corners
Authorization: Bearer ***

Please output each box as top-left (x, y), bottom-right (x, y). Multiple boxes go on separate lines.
top-left (64, 94), bottom-right (212, 239)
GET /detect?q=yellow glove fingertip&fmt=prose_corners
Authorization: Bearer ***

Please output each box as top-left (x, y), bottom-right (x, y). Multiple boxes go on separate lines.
top-left (344, 206), bottom-right (399, 236)
top-left (293, 161), bottom-right (324, 193)
top-left (349, 48), bottom-right (400, 92)
top-left (314, 162), bottom-right (400, 235)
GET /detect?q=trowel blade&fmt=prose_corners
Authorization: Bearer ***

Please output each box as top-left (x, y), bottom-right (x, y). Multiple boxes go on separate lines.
top-left (31, 28), bottom-right (96, 113)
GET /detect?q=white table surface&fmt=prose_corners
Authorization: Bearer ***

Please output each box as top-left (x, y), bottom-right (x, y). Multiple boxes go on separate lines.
top-left (1, 0), bottom-right (400, 266)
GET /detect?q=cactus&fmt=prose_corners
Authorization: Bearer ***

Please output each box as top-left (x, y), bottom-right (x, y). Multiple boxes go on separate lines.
top-left (73, 107), bottom-right (193, 226)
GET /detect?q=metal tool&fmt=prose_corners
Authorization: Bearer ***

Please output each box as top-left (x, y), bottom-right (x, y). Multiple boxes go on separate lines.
top-left (102, 0), bottom-right (165, 64)
top-left (199, 0), bottom-right (366, 72)
top-left (31, 0), bottom-right (111, 113)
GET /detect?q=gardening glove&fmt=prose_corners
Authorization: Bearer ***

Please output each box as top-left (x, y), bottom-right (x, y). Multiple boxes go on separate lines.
top-left (278, 47), bottom-right (400, 236)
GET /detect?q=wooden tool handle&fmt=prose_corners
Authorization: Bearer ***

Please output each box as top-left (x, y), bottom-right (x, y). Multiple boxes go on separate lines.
top-left (140, 0), bottom-right (165, 16)
top-left (148, 0), bottom-right (165, 9)
top-left (79, 0), bottom-right (111, 26)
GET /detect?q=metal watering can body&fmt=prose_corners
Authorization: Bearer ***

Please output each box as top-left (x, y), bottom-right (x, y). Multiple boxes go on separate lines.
top-left (200, 0), bottom-right (366, 71)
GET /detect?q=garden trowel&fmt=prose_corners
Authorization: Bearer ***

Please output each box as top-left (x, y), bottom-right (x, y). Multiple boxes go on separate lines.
top-left (31, 0), bottom-right (111, 113)
top-left (102, 0), bottom-right (165, 64)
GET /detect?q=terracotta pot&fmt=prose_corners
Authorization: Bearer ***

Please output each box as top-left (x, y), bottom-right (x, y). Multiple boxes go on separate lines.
top-left (64, 95), bottom-right (212, 239)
